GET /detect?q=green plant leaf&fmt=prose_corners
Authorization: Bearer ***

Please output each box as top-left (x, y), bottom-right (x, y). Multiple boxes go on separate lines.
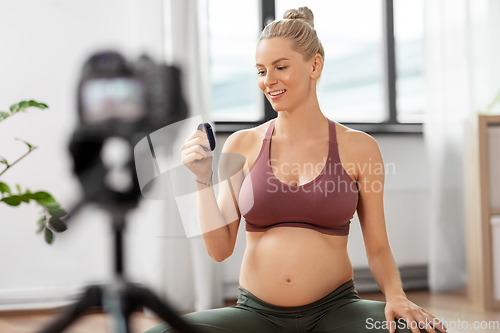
top-left (44, 228), bottom-right (54, 244)
top-left (14, 138), bottom-right (34, 150)
top-left (37, 216), bottom-right (46, 226)
top-left (0, 182), bottom-right (11, 195)
top-left (1, 195), bottom-right (22, 206)
top-left (0, 111), bottom-right (9, 118)
top-left (28, 100), bottom-right (48, 109)
top-left (19, 193), bottom-right (31, 204)
top-left (0, 156), bottom-right (8, 165)
top-left (49, 216), bottom-right (67, 232)
top-left (8, 100), bottom-right (48, 113)
top-left (32, 191), bottom-right (57, 207)
top-left (44, 202), bottom-right (60, 211)
top-left (36, 224), bottom-right (45, 234)
top-left (36, 217), bottom-right (46, 234)
top-left (18, 101), bottom-right (29, 110)
top-left (49, 208), bottom-right (66, 219)
top-left (16, 184), bottom-right (21, 194)
top-left (31, 191), bottom-right (52, 201)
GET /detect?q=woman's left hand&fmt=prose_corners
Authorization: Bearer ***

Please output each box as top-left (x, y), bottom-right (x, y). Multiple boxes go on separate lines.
top-left (384, 295), bottom-right (447, 333)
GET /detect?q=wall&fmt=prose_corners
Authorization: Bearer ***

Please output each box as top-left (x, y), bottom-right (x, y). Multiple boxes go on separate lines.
top-left (0, 0), bottom-right (165, 310)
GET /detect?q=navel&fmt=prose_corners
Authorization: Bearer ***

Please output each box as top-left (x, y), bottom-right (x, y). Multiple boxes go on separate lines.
top-left (284, 276), bottom-right (293, 284)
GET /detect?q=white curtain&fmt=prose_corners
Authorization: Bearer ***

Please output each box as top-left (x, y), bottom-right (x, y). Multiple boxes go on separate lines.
top-left (142, 0), bottom-right (224, 314)
top-left (424, 0), bottom-right (500, 291)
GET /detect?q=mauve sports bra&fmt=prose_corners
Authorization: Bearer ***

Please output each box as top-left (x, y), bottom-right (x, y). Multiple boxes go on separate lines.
top-left (237, 118), bottom-right (359, 236)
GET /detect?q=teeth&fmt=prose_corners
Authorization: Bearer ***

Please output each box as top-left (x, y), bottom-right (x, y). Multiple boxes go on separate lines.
top-left (269, 90), bottom-right (286, 96)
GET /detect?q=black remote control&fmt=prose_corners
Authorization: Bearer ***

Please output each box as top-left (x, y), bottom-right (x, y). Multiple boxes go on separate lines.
top-left (197, 122), bottom-right (216, 151)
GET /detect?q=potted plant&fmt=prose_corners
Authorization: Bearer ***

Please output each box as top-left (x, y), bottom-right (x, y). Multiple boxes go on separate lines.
top-left (0, 100), bottom-right (67, 244)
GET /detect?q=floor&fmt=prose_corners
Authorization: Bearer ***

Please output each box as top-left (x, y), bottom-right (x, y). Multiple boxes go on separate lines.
top-left (1, 287), bottom-right (499, 333)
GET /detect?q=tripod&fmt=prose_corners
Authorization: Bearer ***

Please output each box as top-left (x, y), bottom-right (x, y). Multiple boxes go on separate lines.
top-left (37, 205), bottom-right (200, 333)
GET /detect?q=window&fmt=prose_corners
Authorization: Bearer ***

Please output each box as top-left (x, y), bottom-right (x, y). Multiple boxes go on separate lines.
top-left (209, 0), bottom-right (424, 133)
top-left (208, 0), bottom-right (261, 122)
top-left (276, 0), bottom-right (385, 123)
top-left (394, 0), bottom-right (425, 123)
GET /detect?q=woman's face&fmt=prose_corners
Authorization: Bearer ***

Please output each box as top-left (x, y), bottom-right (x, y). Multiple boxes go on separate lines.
top-left (255, 37), bottom-right (316, 112)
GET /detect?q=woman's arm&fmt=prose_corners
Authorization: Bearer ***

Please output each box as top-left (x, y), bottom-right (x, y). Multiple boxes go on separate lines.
top-left (192, 130), bottom-right (247, 262)
top-left (354, 132), bottom-right (447, 333)
top-left (353, 132), bottom-right (404, 300)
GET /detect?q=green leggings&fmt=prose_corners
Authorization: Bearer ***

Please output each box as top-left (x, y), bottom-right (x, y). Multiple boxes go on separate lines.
top-left (144, 279), bottom-right (430, 333)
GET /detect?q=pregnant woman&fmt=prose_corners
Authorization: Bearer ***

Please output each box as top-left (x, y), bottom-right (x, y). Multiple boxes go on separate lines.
top-left (146, 7), bottom-right (446, 333)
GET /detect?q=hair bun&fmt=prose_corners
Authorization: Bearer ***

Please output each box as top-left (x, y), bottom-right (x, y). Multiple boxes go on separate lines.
top-left (283, 7), bottom-right (315, 28)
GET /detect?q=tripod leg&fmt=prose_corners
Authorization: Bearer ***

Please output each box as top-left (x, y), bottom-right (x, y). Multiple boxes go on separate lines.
top-left (104, 281), bottom-right (132, 333)
top-left (36, 285), bottom-right (103, 333)
top-left (127, 283), bottom-right (201, 333)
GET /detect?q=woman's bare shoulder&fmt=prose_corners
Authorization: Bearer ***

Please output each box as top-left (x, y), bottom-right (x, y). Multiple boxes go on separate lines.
top-left (220, 120), bottom-right (273, 177)
top-left (334, 122), bottom-right (382, 161)
top-left (222, 120), bottom-right (272, 154)
top-left (335, 122), bottom-right (378, 148)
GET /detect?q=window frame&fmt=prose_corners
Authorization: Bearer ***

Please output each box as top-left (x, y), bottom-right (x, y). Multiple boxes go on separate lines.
top-left (213, 0), bottom-right (423, 135)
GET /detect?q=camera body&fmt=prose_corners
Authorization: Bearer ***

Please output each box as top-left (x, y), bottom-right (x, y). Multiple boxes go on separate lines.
top-left (70, 51), bottom-right (188, 208)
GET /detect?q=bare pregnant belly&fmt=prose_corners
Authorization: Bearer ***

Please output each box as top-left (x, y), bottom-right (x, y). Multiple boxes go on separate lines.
top-left (239, 226), bottom-right (354, 306)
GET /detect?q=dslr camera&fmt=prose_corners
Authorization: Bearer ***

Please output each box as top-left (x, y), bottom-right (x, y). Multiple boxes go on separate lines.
top-left (70, 51), bottom-right (188, 209)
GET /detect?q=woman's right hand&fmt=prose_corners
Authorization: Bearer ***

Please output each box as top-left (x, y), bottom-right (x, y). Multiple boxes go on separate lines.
top-left (181, 123), bottom-right (213, 181)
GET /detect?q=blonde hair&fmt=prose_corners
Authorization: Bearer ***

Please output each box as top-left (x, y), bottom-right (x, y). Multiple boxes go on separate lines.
top-left (259, 7), bottom-right (325, 62)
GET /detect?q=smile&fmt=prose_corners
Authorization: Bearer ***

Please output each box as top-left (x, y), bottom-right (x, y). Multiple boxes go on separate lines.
top-left (268, 89), bottom-right (286, 99)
